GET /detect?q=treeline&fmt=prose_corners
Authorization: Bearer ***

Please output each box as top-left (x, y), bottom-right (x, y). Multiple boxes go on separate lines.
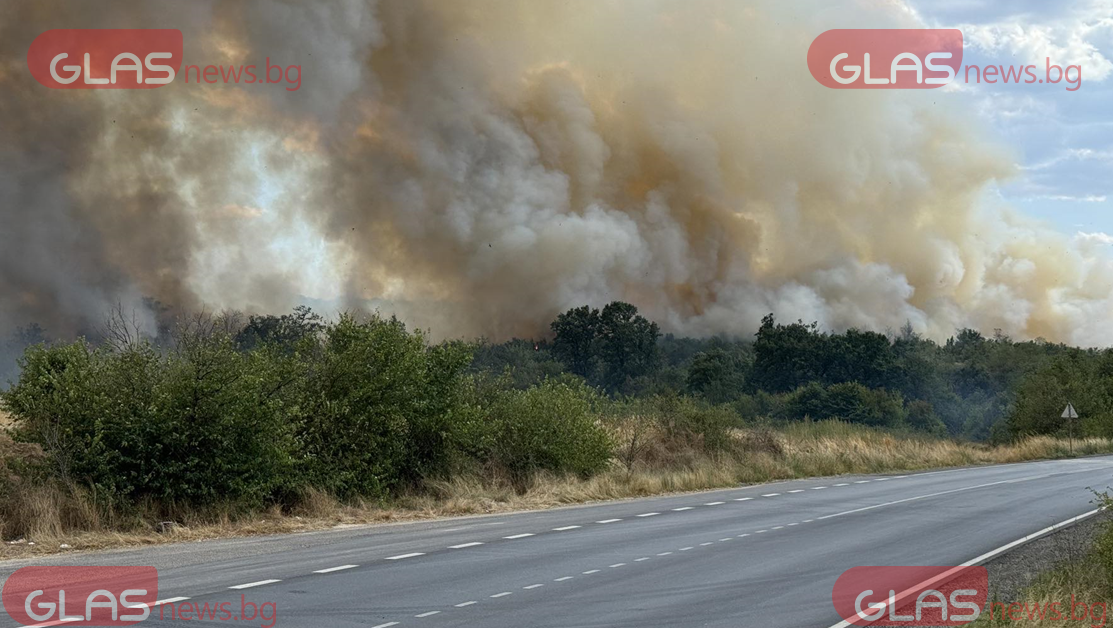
top-left (474, 307), bottom-right (1113, 441)
top-left (2, 301), bottom-right (1110, 521)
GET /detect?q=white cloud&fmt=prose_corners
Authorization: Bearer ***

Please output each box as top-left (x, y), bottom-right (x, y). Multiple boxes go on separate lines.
top-left (957, 3), bottom-right (1113, 82)
top-left (1076, 230), bottom-right (1113, 244)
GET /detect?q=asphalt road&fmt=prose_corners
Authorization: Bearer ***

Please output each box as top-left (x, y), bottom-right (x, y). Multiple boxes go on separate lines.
top-left (3, 456), bottom-right (1113, 628)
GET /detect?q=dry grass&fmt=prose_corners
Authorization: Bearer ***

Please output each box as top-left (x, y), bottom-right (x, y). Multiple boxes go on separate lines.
top-left (3, 421), bottom-right (1113, 560)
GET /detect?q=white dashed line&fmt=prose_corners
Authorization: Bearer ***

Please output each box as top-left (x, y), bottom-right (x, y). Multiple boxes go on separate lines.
top-left (719, 538), bottom-right (732, 542)
top-left (583, 569), bottom-right (601, 574)
top-left (734, 497), bottom-right (753, 502)
top-left (555, 576), bottom-right (574, 581)
top-left (504, 533), bottom-right (535, 539)
top-left (772, 526), bottom-right (784, 530)
top-left (762, 493), bottom-right (781, 497)
top-left (154, 597), bottom-right (190, 605)
top-left (455, 601), bottom-right (477, 607)
top-left (876, 478), bottom-right (891, 481)
top-left (635, 557), bottom-right (651, 561)
top-left (894, 475), bottom-right (908, 479)
top-left (804, 519), bottom-right (814, 523)
top-left (610, 563), bottom-right (626, 568)
top-left (415, 611), bottom-right (440, 618)
top-left (524, 584), bottom-right (544, 589)
top-left (229, 579), bottom-right (280, 589)
top-left (679, 547), bottom-right (694, 551)
top-left (788, 489), bottom-right (805, 493)
top-left (834, 483), bottom-right (849, 487)
top-left (449, 542), bottom-right (483, 549)
top-left (756, 530), bottom-right (768, 534)
top-left (672, 507), bottom-right (694, 511)
top-left (705, 501), bottom-right (725, 506)
top-left (553, 525), bottom-right (581, 531)
top-left (314, 564), bottom-right (358, 573)
top-left (788, 522), bottom-right (799, 526)
top-left (371, 623), bottom-right (399, 628)
top-left (812, 486), bottom-right (827, 490)
top-left (700, 542), bottom-right (714, 546)
top-left (637, 512), bottom-right (660, 517)
top-left (854, 480), bottom-right (870, 484)
top-left (596, 518), bottom-right (622, 524)
top-left (657, 552), bottom-right (673, 556)
top-left (490, 592), bottom-right (512, 598)
top-left (385, 552), bottom-right (424, 560)
top-left (737, 533), bottom-right (750, 538)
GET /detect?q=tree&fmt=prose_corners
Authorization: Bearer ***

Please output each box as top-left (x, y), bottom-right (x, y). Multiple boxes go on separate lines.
top-left (550, 302), bottom-right (660, 391)
top-left (235, 305), bottom-right (323, 352)
top-left (550, 306), bottom-right (600, 378)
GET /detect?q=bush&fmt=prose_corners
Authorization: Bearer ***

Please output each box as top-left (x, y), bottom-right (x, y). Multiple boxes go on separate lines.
top-left (460, 377), bottom-right (613, 483)
top-left (292, 314), bottom-right (471, 500)
top-left (4, 323), bottom-right (297, 509)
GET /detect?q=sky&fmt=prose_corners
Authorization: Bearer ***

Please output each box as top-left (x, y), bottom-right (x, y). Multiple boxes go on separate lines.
top-left (908, 0), bottom-right (1113, 239)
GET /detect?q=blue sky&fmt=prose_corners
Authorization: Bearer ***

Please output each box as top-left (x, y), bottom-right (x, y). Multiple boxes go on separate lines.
top-left (907, 0), bottom-right (1113, 239)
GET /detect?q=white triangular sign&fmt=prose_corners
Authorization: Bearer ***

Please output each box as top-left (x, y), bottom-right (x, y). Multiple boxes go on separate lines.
top-left (1062, 403), bottom-right (1078, 419)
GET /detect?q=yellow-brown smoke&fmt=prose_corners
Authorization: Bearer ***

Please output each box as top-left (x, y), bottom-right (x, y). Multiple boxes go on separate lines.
top-left (2, 0), bottom-right (1112, 346)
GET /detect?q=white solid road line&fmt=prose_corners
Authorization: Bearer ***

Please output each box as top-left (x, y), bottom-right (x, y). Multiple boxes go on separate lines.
top-left (504, 533), bottom-right (535, 539)
top-left (385, 552), bottom-right (425, 560)
top-left (415, 610), bottom-right (440, 617)
top-left (449, 542), bottom-right (484, 549)
top-left (825, 508), bottom-right (1104, 628)
top-left (313, 564), bottom-right (358, 573)
top-left (596, 518), bottom-right (622, 523)
top-left (229, 579), bottom-right (280, 589)
top-left (818, 474), bottom-right (1064, 522)
top-left (553, 525), bottom-right (581, 531)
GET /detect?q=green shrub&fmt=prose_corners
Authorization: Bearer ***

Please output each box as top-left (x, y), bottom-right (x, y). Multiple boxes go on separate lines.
top-left (462, 377), bottom-right (613, 482)
top-left (4, 329), bottom-right (297, 509)
top-left (292, 314), bottom-right (471, 499)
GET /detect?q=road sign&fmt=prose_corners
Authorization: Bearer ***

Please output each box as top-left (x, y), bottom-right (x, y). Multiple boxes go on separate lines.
top-left (1062, 403), bottom-right (1079, 453)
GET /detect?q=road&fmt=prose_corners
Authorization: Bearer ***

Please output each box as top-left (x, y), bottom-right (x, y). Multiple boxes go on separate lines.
top-left (3, 456), bottom-right (1112, 627)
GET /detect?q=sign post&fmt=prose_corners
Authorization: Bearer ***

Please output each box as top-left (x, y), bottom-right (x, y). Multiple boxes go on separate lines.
top-left (1062, 403), bottom-right (1078, 453)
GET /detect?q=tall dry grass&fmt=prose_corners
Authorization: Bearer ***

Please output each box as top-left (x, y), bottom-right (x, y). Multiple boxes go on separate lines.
top-left (3, 420), bottom-right (1112, 559)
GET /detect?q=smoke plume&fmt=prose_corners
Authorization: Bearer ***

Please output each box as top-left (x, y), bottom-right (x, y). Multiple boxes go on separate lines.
top-left (2, 0), bottom-right (1113, 348)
